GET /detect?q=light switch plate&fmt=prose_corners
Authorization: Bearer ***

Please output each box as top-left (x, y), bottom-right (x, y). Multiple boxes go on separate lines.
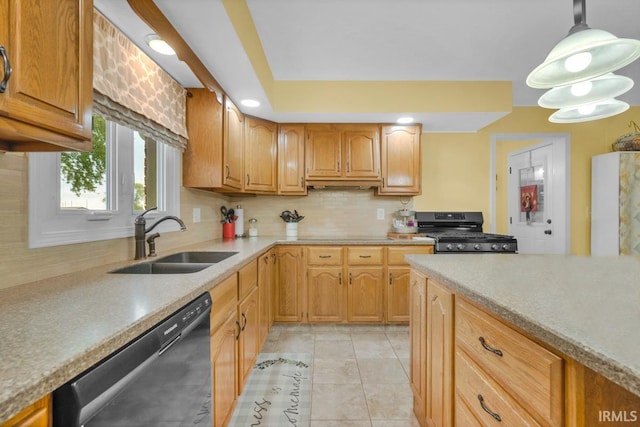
top-left (193, 207), bottom-right (201, 223)
top-left (377, 208), bottom-right (385, 220)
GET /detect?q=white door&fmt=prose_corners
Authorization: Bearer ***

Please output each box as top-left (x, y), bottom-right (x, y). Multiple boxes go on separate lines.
top-left (508, 142), bottom-right (568, 254)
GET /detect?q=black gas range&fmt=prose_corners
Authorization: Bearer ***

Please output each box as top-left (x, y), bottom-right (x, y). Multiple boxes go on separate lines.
top-left (416, 211), bottom-right (518, 254)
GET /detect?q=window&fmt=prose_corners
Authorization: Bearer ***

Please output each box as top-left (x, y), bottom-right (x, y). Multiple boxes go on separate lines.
top-left (29, 114), bottom-right (181, 248)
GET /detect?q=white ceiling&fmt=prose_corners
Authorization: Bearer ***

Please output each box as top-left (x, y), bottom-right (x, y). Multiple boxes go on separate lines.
top-left (95, 0), bottom-right (640, 132)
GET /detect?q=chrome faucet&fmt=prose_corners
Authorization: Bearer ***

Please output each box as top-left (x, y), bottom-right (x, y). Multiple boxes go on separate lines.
top-left (134, 207), bottom-right (187, 260)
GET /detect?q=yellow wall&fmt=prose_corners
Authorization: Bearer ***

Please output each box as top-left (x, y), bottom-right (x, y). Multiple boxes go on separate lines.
top-left (416, 106), bottom-right (640, 255)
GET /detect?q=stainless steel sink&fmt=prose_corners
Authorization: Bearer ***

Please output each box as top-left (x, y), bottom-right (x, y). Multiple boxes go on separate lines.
top-left (108, 251), bottom-right (238, 274)
top-left (155, 251), bottom-right (238, 264)
top-left (109, 262), bottom-right (212, 274)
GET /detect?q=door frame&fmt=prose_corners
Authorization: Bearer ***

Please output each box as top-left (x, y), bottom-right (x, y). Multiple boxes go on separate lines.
top-left (489, 133), bottom-right (571, 253)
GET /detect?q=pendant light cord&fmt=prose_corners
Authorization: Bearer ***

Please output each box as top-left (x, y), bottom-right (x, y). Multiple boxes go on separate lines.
top-left (570, 0), bottom-right (589, 33)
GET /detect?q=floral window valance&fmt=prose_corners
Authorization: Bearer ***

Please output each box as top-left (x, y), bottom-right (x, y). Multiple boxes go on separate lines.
top-left (93, 10), bottom-right (188, 150)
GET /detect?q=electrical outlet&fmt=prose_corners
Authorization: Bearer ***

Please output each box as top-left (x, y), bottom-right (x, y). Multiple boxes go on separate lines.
top-left (377, 208), bottom-right (385, 220)
top-left (193, 207), bottom-right (201, 223)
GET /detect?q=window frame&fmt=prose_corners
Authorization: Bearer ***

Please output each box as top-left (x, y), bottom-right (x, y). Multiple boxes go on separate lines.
top-left (28, 121), bottom-right (181, 249)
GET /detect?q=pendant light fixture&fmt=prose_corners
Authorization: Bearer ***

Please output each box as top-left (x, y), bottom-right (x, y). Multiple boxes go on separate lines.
top-left (527, 0), bottom-right (640, 89)
top-left (527, 0), bottom-right (640, 122)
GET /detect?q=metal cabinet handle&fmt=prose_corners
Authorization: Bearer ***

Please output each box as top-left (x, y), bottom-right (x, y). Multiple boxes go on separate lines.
top-left (319, 255), bottom-right (332, 258)
top-left (337, 161), bottom-right (340, 172)
top-left (347, 161), bottom-right (350, 172)
top-left (241, 312), bottom-right (247, 331)
top-left (0, 46), bottom-right (11, 94)
top-left (349, 272), bottom-right (352, 285)
top-left (225, 165), bottom-right (230, 179)
top-left (246, 174), bottom-right (250, 185)
top-left (339, 272), bottom-right (342, 285)
top-left (235, 320), bottom-right (241, 340)
top-left (479, 336), bottom-right (503, 357)
top-left (389, 273), bottom-right (393, 285)
top-left (301, 177), bottom-right (304, 187)
top-left (478, 394), bottom-right (502, 422)
top-left (359, 255), bottom-right (372, 258)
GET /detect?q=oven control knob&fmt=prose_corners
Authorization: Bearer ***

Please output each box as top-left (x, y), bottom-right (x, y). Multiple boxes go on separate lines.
top-left (456, 244), bottom-right (465, 251)
top-left (445, 244), bottom-right (454, 251)
top-left (491, 244), bottom-right (499, 251)
top-left (502, 244), bottom-right (511, 251)
top-left (474, 244), bottom-right (481, 251)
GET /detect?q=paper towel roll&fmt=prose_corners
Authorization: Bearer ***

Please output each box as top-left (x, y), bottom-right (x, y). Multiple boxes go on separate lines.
top-left (234, 208), bottom-right (244, 236)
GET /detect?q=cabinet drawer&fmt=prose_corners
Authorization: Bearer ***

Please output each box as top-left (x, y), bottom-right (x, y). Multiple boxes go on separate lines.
top-left (455, 298), bottom-right (563, 426)
top-left (307, 247), bottom-right (343, 265)
top-left (387, 246), bottom-right (433, 265)
top-left (347, 247), bottom-right (384, 265)
top-left (210, 274), bottom-right (238, 332)
top-left (238, 260), bottom-right (258, 301)
top-left (455, 350), bottom-right (541, 426)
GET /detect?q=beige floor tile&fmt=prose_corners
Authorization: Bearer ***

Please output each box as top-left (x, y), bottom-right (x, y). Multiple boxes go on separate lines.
top-left (311, 421), bottom-right (372, 427)
top-left (371, 418), bottom-right (421, 427)
top-left (311, 384), bottom-right (369, 420)
top-left (260, 340), bottom-right (278, 352)
top-left (315, 340), bottom-right (356, 359)
top-left (363, 383), bottom-right (414, 420)
top-left (386, 332), bottom-right (410, 358)
top-left (275, 332), bottom-right (315, 352)
top-left (384, 324), bottom-right (410, 333)
top-left (399, 357), bottom-right (410, 376)
top-left (315, 331), bottom-right (352, 341)
top-left (350, 332), bottom-right (389, 341)
top-left (352, 338), bottom-right (396, 359)
top-left (313, 358), bottom-right (361, 384)
top-left (357, 358), bottom-right (408, 384)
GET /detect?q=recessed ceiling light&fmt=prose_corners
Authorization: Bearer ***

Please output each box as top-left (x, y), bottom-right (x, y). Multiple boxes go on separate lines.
top-left (397, 117), bottom-right (414, 124)
top-left (241, 99), bottom-right (260, 108)
top-left (145, 34), bottom-right (175, 56)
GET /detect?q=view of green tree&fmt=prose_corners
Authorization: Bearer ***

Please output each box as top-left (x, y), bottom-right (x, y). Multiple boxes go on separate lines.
top-left (134, 182), bottom-right (146, 211)
top-left (61, 115), bottom-right (107, 197)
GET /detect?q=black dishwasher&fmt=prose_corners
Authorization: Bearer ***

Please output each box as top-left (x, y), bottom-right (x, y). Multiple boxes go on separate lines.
top-left (53, 293), bottom-right (212, 427)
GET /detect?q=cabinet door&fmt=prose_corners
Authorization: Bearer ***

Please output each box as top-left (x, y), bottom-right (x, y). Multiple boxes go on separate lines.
top-left (0, 0), bottom-right (92, 151)
top-left (223, 97), bottom-right (244, 190)
top-left (274, 246), bottom-right (305, 322)
top-left (344, 128), bottom-right (380, 178)
top-left (0, 394), bottom-right (50, 427)
top-left (278, 124), bottom-right (307, 194)
top-left (257, 252), bottom-right (272, 347)
top-left (378, 125), bottom-right (421, 195)
top-left (347, 266), bottom-right (384, 322)
top-left (305, 128), bottom-right (342, 178)
top-left (307, 266), bottom-right (344, 322)
top-left (211, 312), bottom-right (238, 427)
top-left (184, 88), bottom-right (224, 189)
top-left (245, 116), bottom-right (277, 192)
top-left (238, 287), bottom-right (260, 393)
top-left (426, 279), bottom-right (454, 427)
top-left (409, 270), bottom-right (428, 423)
top-left (387, 266), bottom-right (411, 323)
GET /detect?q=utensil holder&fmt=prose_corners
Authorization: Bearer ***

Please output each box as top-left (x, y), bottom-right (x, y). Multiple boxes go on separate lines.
top-left (285, 222), bottom-right (298, 237)
top-left (223, 222), bottom-right (235, 239)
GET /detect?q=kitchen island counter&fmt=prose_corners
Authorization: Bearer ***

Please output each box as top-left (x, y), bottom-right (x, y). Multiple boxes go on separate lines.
top-left (0, 236), bottom-right (433, 423)
top-left (406, 254), bottom-right (640, 398)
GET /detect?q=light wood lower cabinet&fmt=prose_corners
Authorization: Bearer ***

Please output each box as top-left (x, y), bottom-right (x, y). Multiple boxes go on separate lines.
top-left (0, 395), bottom-right (50, 427)
top-left (425, 279), bottom-right (454, 427)
top-left (211, 310), bottom-right (239, 427)
top-left (410, 269), bottom-right (428, 424)
top-left (347, 266), bottom-right (384, 322)
top-left (274, 246), bottom-right (305, 322)
top-left (237, 286), bottom-right (259, 394)
top-left (257, 250), bottom-right (274, 347)
top-left (386, 246), bottom-right (434, 323)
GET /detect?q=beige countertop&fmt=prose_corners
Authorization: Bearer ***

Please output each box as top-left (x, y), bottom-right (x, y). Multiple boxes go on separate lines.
top-left (0, 236), bottom-right (433, 423)
top-left (406, 254), bottom-right (640, 398)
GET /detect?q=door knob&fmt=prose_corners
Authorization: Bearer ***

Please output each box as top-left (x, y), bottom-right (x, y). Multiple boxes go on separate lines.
top-left (544, 229), bottom-right (552, 235)
top-left (547, 219), bottom-right (552, 224)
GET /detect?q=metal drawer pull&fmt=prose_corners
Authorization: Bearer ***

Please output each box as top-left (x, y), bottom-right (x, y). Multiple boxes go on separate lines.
top-left (478, 394), bottom-right (502, 422)
top-left (479, 336), bottom-right (503, 357)
top-left (0, 45), bottom-right (11, 93)
top-left (358, 255), bottom-right (372, 258)
top-left (319, 255), bottom-right (332, 258)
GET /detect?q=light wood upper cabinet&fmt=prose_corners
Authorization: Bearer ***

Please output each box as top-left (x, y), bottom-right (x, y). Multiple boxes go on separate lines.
top-left (278, 124), bottom-right (307, 195)
top-left (223, 97), bottom-right (244, 190)
top-left (378, 125), bottom-right (422, 195)
top-left (245, 116), bottom-right (277, 193)
top-left (0, 0), bottom-right (93, 152)
top-left (305, 124), bottom-right (381, 182)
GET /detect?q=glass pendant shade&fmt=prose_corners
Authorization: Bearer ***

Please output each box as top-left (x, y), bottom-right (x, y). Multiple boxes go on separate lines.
top-left (538, 73), bottom-right (633, 108)
top-left (548, 98), bottom-right (629, 123)
top-left (527, 28), bottom-right (640, 89)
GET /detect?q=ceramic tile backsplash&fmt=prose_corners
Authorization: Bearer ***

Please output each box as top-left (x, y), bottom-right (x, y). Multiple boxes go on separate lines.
top-left (0, 151), bottom-right (411, 289)
top-left (232, 189), bottom-right (412, 238)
